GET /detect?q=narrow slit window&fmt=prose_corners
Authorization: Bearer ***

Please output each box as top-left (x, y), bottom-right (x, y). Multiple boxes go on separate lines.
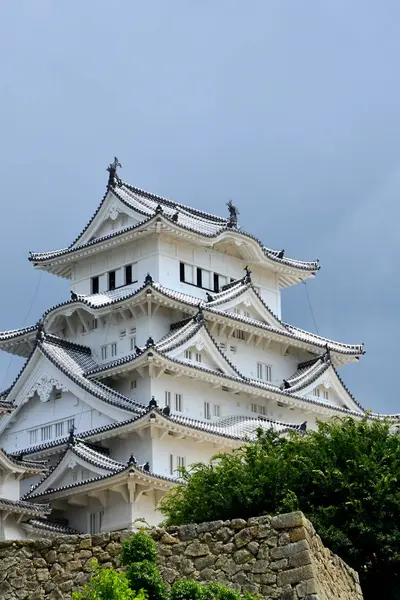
top-left (91, 276), bottom-right (99, 294)
top-left (101, 346), bottom-right (108, 361)
top-left (125, 265), bottom-right (133, 285)
top-left (204, 401), bottom-right (211, 420)
top-left (108, 270), bottom-right (116, 291)
top-left (175, 393), bottom-right (183, 412)
top-left (165, 391), bottom-right (171, 407)
top-left (111, 343), bottom-right (117, 357)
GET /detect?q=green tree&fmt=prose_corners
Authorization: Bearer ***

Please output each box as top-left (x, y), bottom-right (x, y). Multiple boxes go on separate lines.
top-left (71, 562), bottom-right (146, 600)
top-left (160, 417), bottom-right (400, 600)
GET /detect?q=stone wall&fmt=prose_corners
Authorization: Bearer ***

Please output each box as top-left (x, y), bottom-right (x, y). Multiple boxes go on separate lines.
top-left (0, 512), bottom-right (363, 600)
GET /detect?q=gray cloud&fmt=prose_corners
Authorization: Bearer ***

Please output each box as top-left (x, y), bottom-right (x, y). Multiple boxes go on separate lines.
top-left (0, 0), bottom-right (399, 412)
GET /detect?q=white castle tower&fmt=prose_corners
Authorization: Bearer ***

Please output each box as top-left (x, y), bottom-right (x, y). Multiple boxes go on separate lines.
top-left (0, 159), bottom-right (377, 536)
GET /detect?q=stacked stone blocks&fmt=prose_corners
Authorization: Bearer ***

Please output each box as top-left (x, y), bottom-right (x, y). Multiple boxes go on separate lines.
top-left (0, 512), bottom-right (363, 599)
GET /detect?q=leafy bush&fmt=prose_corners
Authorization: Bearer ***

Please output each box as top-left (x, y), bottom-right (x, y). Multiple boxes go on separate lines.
top-left (170, 580), bottom-right (255, 600)
top-left (71, 563), bottom-right (145, 600)
top-left (160, 417), bottom-right (400, 600)
top-left (121, 530), bottom-right (158, 565)
top-left (125, 560), bottom-right (168, 600)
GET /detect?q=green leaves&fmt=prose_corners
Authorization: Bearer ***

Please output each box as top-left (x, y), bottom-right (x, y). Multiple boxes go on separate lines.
top-left (160, 417), bottom-right (400, 600)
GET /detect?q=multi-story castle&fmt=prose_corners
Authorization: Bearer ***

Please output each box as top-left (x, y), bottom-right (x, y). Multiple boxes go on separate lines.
top-left (0, 159), bottom-right (383, 538)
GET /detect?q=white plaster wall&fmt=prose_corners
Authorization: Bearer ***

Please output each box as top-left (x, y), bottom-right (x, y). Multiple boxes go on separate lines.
top-left (105, 431), bottom-right (153, 466)
top-left (2, 515), bottom-right (26, 540)
top-left (151, 435), bottom-right (226, 478)
top-left (158, 237), bottom-right (281, 317)
top-left (1, 392), bottom-right (114, 453)
top-left (72, 236), bottom-right (159, 295)
top-left (0, 474), bottom-right (20, 500)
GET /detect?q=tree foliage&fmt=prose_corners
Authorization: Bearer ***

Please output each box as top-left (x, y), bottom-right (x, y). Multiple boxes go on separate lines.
top-left (160, 417), bottom-right (400, 600)
top-left (71, 562), bottom-right (145, 600)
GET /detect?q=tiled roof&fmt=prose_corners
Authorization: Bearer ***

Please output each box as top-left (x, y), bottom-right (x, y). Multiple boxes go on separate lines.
top-left (0, 325), bottom-right (37, 342)
top-left (25, 460), bottom-right (178, 500)
top-left (4, 333), bottom-right (146, 415)
top-left (24, 518), bottom-right (80, 535)
top-left (156, 411), bottom-right (302, 440)
top-left (29, 182), bottom-right (318, 273)
top-left (0, 448), bottom-right (47, 471)
top-left (69, 440), bottom-right (125, 471)
top-left (25, 438), bottom-right (136, 499)
top-left (0, 497), bottom-right (50, 515)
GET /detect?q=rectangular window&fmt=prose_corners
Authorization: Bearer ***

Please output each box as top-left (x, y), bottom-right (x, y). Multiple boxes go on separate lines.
top-left (175, 393), bottom-right (183, 412)
top-left (130, 380), bottom-right (137, 390)
top-left (130, 328), bottom-right (136, 351)
top-left (89, 512), bottom-right (103, 534)
top-left (184, 264), bottom-right (194, 284)
top-left (177, 456), bottom-right (185, 469)
top-left (55, 390), bottom-right (62, 400)
top-left (81, 468), bottom-right (89, 481)
top-left (213, 404), bottom-right (221, 417)
top-left (213, 273), bottom-right (219, 292)
top-left (108, 270), bottom-right (116, 291)
top-left (101, 346), bottom-right (108, 360)
top-left (55, 422), bottom-right (64, 438)
top-left (323, 390), bottom-right (329, 400)
top-left (251, 403), bottom-right (258, 413)
top-left (91, 276), bottom-right (99, 294)
top-left (67, 418), bottom-right (75, 433)
top-left (111, 342), bottom-right (117, 357)
top-left (165, 391), bottom-right (171, 408)
top-left (90, 319), bottom-right (97, 331)
top-left (258, 405), bottom-right (266, 415)
top-left (314, 387), bottom-right (320, 397)
top-left (169, 454), bottom-right (174, 475)
top-left (41, 425), bottom-right (52, 441)
top-left (179, 262), bottom-right (185, 282)
top-left (244, 310), bottom-right (251, 318)
top-left (125, 264), bottom-right (133, 285)
top-left (201, 269), bottom-right (211, 290)
top-left (257, 363), bottom-right (272, 382)
top-left (195, 352), bottom-right (202, 363)
top-left (184, 350), bottom-right (192, 360)
top-left (233, 330), bottom-right (245, 340)
top-left (196, 267), bottom-right (202, 288)
top-left (29, 429), bottom-right (37, 445)
top-left (204, 402), bottom-right (211, 420)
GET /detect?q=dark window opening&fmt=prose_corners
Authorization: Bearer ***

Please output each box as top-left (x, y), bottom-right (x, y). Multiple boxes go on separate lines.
top-left (196, 268), bottom-right (202, 288)
top-left (125, 265), bottom-right (132, 285)
top-left (213, 273), bottom-right (219, 292)
top-left (108, 271), bottom-right (116, 291)
top-left (91, 276), bottom-right (99, 294)
top-left (180, 262), bottom-right (185, 282)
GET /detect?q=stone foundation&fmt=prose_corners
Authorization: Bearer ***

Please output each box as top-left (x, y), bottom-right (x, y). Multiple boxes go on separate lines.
top-left (0, 512), bottom-right (363, 599)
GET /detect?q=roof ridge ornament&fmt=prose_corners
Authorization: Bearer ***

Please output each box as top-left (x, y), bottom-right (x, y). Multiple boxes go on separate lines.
top-left (195, 304), bottom-right (205, 324)
top-left (128, 454), bottom-right (137, 466)
top-left (155, 204), bottom-right (163, 214)
top-left (172, 211), bottom-right (179, 222)
top-left (146, 336), bottom-right (155, 348)
top-left (144, 273), bottom-right (153, 285)
top-left (106, 157), bottom-right (122, 189)
top-left (149, 396), bottom-right (157, 409)
top-left (36, 320), bottom-right (45, 343)
top-left (226, 199), bottom-right (239, 229)
top-left (277, 249), bottom-right (285, 259)
top-left (244, 265), bottom-right (252, 284)
top-left (68, 425), bottom-right (76, 446)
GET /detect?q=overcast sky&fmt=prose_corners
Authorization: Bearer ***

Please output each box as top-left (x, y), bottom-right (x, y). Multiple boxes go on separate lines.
top-left (0, 1), bottom-right (399, 413)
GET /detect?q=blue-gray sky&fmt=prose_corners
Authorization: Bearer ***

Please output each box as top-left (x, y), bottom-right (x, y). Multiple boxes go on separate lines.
top-left (0, 1), bottom-right (398, 412)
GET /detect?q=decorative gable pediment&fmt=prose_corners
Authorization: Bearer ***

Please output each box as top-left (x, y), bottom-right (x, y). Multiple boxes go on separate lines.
top-left (208, 287), bottom-right (285, 331)
top-left (295, 366), bottom-right (363, 413)
top-left (165, 327), bottom-right (241, 378)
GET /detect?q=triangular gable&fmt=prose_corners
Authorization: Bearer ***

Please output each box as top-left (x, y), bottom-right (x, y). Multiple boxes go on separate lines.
top-left (0, 342), bottom-right (139, 440)
top-left (157, 319), bottom-right (243, 379)
top-left (72, 189), bottom-right (146, 248)
top-left (207, 285), bottom-right (286, 331)
top-left (294, 364), bottom-right (364, 413)
top-left (25, 441), bottom-right (124, 498)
